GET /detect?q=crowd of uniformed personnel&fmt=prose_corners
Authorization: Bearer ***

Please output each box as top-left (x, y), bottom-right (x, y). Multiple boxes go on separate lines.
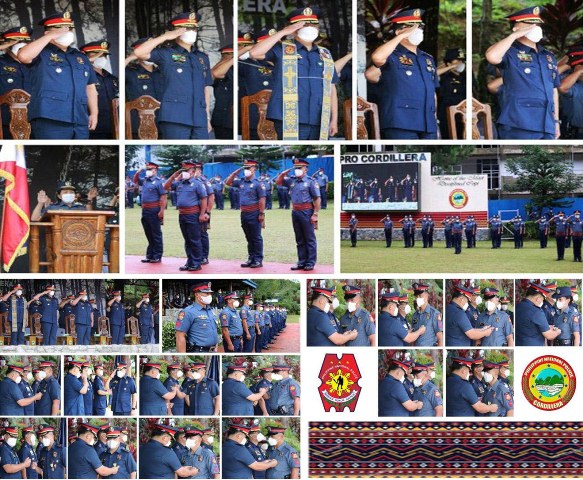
top-left (0, 13), bottom-right (118, 139)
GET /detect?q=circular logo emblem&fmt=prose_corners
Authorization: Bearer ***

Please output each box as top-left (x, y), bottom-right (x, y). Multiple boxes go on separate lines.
top-left (449, 189), bottom-right (469, 209)
top-left (522, 355), bottom-right (576, 411)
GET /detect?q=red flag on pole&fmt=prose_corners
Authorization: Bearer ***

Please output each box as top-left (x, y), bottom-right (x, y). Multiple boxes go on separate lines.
top-left (0, 144), bottom-right (29, 271)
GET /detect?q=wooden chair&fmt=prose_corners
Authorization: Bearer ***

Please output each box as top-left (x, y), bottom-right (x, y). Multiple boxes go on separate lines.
top-left (112, 98), bottom-right (119, 139)
top-left (447, 98), bottom-right (493, 140)
top-left (96, 315), bottom-right (111, 345)
top-left (28, 313), bottom-right (43, 346)
top-left (0, 89), bottom-right (31, 139)
top-left (0, 312), bottom-right (10, 345)
top-left (126, 316), bottom-right (140, 345)
top-left (240, 89), bottom-right (277, 140)
top-left (62, 314), bottom-right (77, 345)
top-left (125, 95), bottom-right (160, 139)
top-left (354, 96), bottom-right (380, 140)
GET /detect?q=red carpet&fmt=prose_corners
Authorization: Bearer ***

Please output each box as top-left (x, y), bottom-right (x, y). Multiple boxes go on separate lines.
top-left (125, 256), bottom-right (333, 274)
top-left (216, 324), bottom-right (300, 353)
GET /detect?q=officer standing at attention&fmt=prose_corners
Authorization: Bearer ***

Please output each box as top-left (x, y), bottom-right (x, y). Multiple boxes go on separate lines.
top-left (312, 168), bottom-right (329, 209)
top-left (463, 215), bottom-right (477, 248)
top-left (451, 215), bottom-right (463, 254)
top-left (140, 362), bottom-right (177, 415)
top-left (515, 282), bottom-right (561, 346)
top-left (107, 290), bottom-right (126, 344)
top-left (134, 161), bottom-right (167, 264)
top-left (225, 160), bottom-right (267, 268)
top-left (339, 285), bottom-right (376, 346)
top-left (380, 214), bottom-right (393, 247)
top-left (220, 292), bottom-right (248, 352)
top-left (223, 423), bottom-right (278, 479)
top-left (252, 367), bottom-right (275, 416)
top-left (18, 426), bottom-right (42, 479)
top-left (99, 427), bottom-right (137, 479)
top-left (411, 283), bottom-right (443, 346)
top-left (175, 282), bottom-right (219, 353)
top-left (211, 44), bottom-right (235, 139)
top-left (481, 362), bottom-right (514, 417)
top-left (185, 362), bottom-right (220, 416)
top-left (378, 359), bottom-right (423, 416)
top-left (92, 363), bottom-right (110, 416)
top-left (553, 285), bottom-right (580, 346)
top-left (569, 210), bottom-right (582, 262)
top-left (0, 26), bottom-right (32, 139)
top-left (536, 214), bottom-right (550, 247)
top-left (164, 161), bottom-right (209, 271)
top-left (81, 40), bottom-right (118, 139)
top-left (0, 284), bottom-right (27, 345)
top-left (411, 363), bottom-right (443, 417)
top-left (133, 12), bottom-right (212, 139)
top-left (446, 357), bottom-right (499, 417)
top-left (68, 422), bottom-right (119, 479)
top-left (35, 360), bottom-right (60, 416)
top-left (163, 363), bottom-right (188, 415)
top-left (378, 291), bottom-right (426, 346)
top-left (366, 9), bottom-right (439, 139)
top-left (348, 213), bottom-right (358, 247)
top-left (264, 424), bottom-right (300, 479)
top-left (0, 364), bottom-right (42, 415)
top-left (488, 214), bottom-right (502, 248)
top-left (17, 12), bottom-right (98, 139)
top-left (485, 6), bottom-right (560, 139)
top-left (500, 296), bottom-right (514, 322)
top-left (466, 287), bottom-right (481, 329)
top-left (63, 361), bottom-right (88, 415)
top-left (37, 425), bottom-right (65, 479)
top-left (18, 365), bottom-right (35, 417)
top-left (179, 425), bottom-right (220, 479)
top-left (445, 284), bottom-right (494, 346)
top-left (80, 362), bottom-right (94, 416)
top-left (511, 215), bottom-right (525, 248)
top-left (271, 365), bottom-right (301, 416)
top-left (469, 358), bottom-right (487, 401)
top-left (0, 426), bottom-right (31, 478)
top-left (70, 289), bottom-right (92, 345)
top-left (307, 286), bottom-right (357, 346)
top-left (110, 362), bottom-right (137, 416)
top-left (476, 287), bottom-right (514, 347)
top-left (32, 284), bottom-right (59, 346)
top-left (139, 424), bottom-right (197, 479)
top-left (550, 211), bottom-right (570, 260)
top-left (241, 294), bottom-right (260, 353)
top-left (249, 7), bottom-right (339, 140)
top-left (442, 216), bottom-right (453, 248)
top-left (276, 158), bottom-right (321, 270)
top-left (94, 426), bottom-right (108, 458)
top-left (211, 174), bottom-right (226, 210)
top-left (222, 365), bottom-right (268, 415)
top-left (245, 425), bottom-right (268, 478)
top-left (437, 48), bottom-right (467, 138)
top-left (137, 293), bottom-right (155, 344)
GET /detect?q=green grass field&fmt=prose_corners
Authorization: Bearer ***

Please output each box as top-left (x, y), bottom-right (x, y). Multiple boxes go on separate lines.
top-left (341, 240), bottom-right (582, 273)
top-left (126, 202), bottom-right (334, 265)
top-left (284, 314), bottom-right (299, 324)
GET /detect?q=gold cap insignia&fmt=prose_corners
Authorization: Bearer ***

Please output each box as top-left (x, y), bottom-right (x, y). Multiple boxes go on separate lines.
top-left (189, 12), bottom-right (196, 20)
top-left (101, 41), bottom-right (108, 49)
top-left (20, 27), bottom-right (27, 34)
top-left (304, 7), bottom-right (313, 16)
top-left (414, 9), bottom-right (421, 17)
top-left (268, 28), bottom-right (277, 36)
top-left (533, 6), bottom-right (540, 15)
top-left (64, 12), bottom-right (71, 19)
top-left (459, 49), bottom-right (465, 58)
top-left (244, 33), bottom-right (251, 40)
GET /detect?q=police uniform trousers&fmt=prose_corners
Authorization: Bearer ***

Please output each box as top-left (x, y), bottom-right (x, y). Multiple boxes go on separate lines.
top-left (273, 120), bottom-right (320, 140)
top-left (319, 186), bottom-right (327, 209)
top-left (266, 191), bottom-right (273, 210)
top-left (350, 229), bottom-right (357, 247)
top-left (11, 323), bottom-right (24, 345)
top-left (32, 119), bottom-right (89, 140)
top-left (556, 235), bottom-right (566, 260)
top-left (141, 207), bottom-right (163, 260)
top-left (241, 211), bottom-right (263, 263)
top-left (111, 323), bottom-right (125, 344)
top-left (215, 192), bottom-right (224, 210)
top-left (77, 324), bottom-right (91, 345)
top-left (159, 122), bottom-right (210, 140)
top-left (292, 209), bottom-right (317, 267)
top-left (213, 126), bottom-right (233, 140)
top-left (243, 330), bottom-right (256, 353)
top-left (140, 323), bottom-right (153, 344)
top-left (381, 128), bottom-right (438, 140)
top-left (498, 125), bottom-right (554, 140)
top-left (262, 325), bottom-right (270, 349)
top-left (445, 230), bottom-right (452, 248)
top-left (573, 235), bottom-right (582, 261)
top-left (41, 321), bottom-right (58, 345)
top-left (453, 232), bottom-right (462, 254)
top-left (385, 228), bottom-right (392, 247)
top-left (255, 331), bottom-right (263, 352)
top-left (539, 230), bottom-right (548, 248)
top-left (201, 212), bottom-right (210, 261)
top-left (179, 213), bottom-right (203, 267)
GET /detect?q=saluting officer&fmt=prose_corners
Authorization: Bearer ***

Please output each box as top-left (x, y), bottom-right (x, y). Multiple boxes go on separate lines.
top-left (136, 293), bottom-right (155, 344)
top-left (515, 282), bottom-right (562, 346)
top-left (378, 359), bottom-right (423, 416)
top-left (348, 213), bottom-right (358, 247)
top-left (339, 285), bottom-right (375, 346)
top-left (175, 282), bottom-right (218, 352)
top-left (31, 284), bottom-right (59, 346)
top-left (80, 40), bottom-right (118, 139)
top-left (37, 425), bottom-right (65, 479)
top-left (63, 361), bottom-right (89, 415)
top-left (179, 425), bottom-right (220, 479)
top-left (569, 210), bottom-right (582, 262)
top-left (437, 48), bottom-right (466, 138)
top-left (536, 214), bottom-right (550, 247)
top-left (476, 287), bottom-right (514, 347)
top-left (18, 12), bottom-right (98, 139)
top-left (211, 44), bottom-right (235, 139)
top-left (379, 291), bottom-right (424, 346)
top-left (223, 423), bottom-right (278, 479)
top-left (411, 363), bottom-right (443, 417)
top-left (110, 362), bottom-right (137, 416)
top-left (80, 361), bottom-right (94, 416)
top-left (35, 360), bottom-right (60, 416)
top-left (271, 365), bottom-right (301, 416)
top-left (222, 365), bottom-right (267, 416)
top-left (249, 7), bottom-right (339, 140)
top-left (481, 362), bottom-right (514, 417)
top-left (220, 292), bottom-right (248, 352)
top-left (485, 6), bottom-right (560, 139)
top-left (134, 161), bottom-right (167, 264)
top-left (0, 26), bottom-right (32, 139)
top-left (411, 283), bottom-right (443, 346)
top-left (133, 12), bottom-right (213, 139)
top-left (225, 160), bottom-right (267, 268)
top-left (463, 215), bottom-right (477, 248)
top-left (211, 174), bottom-right (226, 210)
top-left (553, 286), bottom-right (580, 346)
top-left (185, 362), bottom-right (220, 416)
top-left (0, 426), bottom-right (30, 478)
top-left (19, 426), bottom-right (42, 479)
top-left (445, 284), bottom-right (494, 346)
top-left (380, 214), bottom-right (393, 247)
top-left (276, 158), bottom-right (321, 270)
top-left (264, 424), bottom-right (300, 479)
top-left (71, 289), bottom-right (92, 345)
top-left (366, 9), bottom-right (439, 139)
top-left (550, 211), bottom-right (569, 260)
top-left (0, 284), bottom-right (27, 345)
top-left (68, 422), bottom-right (120, 479)
top-left (139, 362), bottom-right (177, 416)
top-left (163, 363), bottom-right (188, 415)
top-left (99, 427), bottom-right (137, 479)
top-left (107, 290), bottom-right (126, 344)
top-left (307, 286), bottom-right (357, 346)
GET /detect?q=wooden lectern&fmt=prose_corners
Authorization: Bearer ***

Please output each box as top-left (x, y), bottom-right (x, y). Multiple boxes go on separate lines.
top-left (30, 210), bottom-right (119, 273)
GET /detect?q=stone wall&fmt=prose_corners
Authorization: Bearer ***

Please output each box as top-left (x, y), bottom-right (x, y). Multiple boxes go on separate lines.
top-left (340, 228), bottom-right (492, 241)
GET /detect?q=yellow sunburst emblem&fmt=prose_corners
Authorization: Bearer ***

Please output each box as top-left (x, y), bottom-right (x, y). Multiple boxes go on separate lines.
top-left (326, 368), bottom-right (354, 396)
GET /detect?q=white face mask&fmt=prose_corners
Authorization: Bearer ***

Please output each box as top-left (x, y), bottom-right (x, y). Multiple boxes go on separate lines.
top-left (180, 30), bottom-right (198, 44)
top-left (501, 305), bottom-right (508, 311)
top-left (294, 168), bottom-right (304, 177)
top-left (176, 370), bottom-right (184, 378)
top-left (107, 440), bottom-right (119, 450)
top-left (260, 443), bottom-right (269, 451)
top-left (415, 297), bottom-right (425, 308)
top-left (48, 291), bottom-right (55, 297)
top-left (38, 371), bottom-right (47, 380)
top-left (181, 171), bottom-right (191, 180)
top-left (256, 433), bottom-right (266, 442)
top-left (244, 168), bottom-right (253, 178)
top-left (399, 374), bottom-right (405, 383)
top-left (465, 372), bottom-right (470, 381)
top-left (573, 293), bottom-right (579, 303)
top-left (42, 437), bottom-right (52, 447)
top-left (323, 302), bottom-right (330, 314)
top-left (6, 437), bottom-right (17, 448)
top-left (88, 437), bottom-right (96, 447)
top-left (201, 295), bottom-right (212, 305)
top-left (430, 371), bottom-right (436, 379)
top-left (536, 298), bottom-right (544, 309)
top-left (485, 300), bottom-right (496, 312)
top-left (403, 304), bottom-right (412, 315)
top-left (332, 298), bottom-right (340, 309)
top-left (117, 370), bottom-right (126, 378)
top-left (55, 31), bottom-right (75, 47)
top-left (239, 51), bottom-right (250, 61)
top-left (297, 26), bottom-right (319, 42)
top-left (267, 437), bottom-right (278, 446)
top-left (11, 42), bottom-right (26, 56)
top-left (154, 371), bottom-right (161, 380)
top-left (483, 372), bottom-right (493, 383)
top-left (408, 29), bottom-right (424, 46)
top-left (60, 192), bottom-right (75, 204)
top-left (461, 301), bottom-right (469, 312)
top-left (29, 435), bottom-right (37, 446)
top-left (247, 300), bottom-right (253, 306)
top-left (115, 296), bottom-right (121, 302)
top-left (122, 435), bottom-right (128, 443)
top-left (474, 296), bottom-right (482, 305)
top-left (238, 374), bottom-right (246, 382)
top-left (502, 368), bottom-right (510, 377)
top-left (165, 440), bottom-right (172, 447)
top-left (271, 373), bottom-right (283, 381)
top-left (206, 436), bottom-right (214, 444)
top-left (556, 300), bottom-right (566, 310)
top-left (192, 372), bottom-right (202, 380)
top-left (16, 290), bottom-right (23, 296)
top-left (93, 56), bottom-right (108, 69)
top-left (524, 25), bottom-right (543, 43)
top-left (347, 301), bottom-right (357, 313)
top-left (238, 436), bottom-right (247, 446)
top-left (454, 63), bottom-right (466, 73)
top-left (26, 372), bottom-right (33, 380)
top-left (233, 300), bottom-right (240, 308)
top-left (14, 375), bottom-right (22, 384)
top-left (144, 298), bottom-right (150, 304)
top-left (413, 378), bottom-right (423, 387)
top-left (145, 169), bottom-right (155, 178)
top-left (185, 439), bottom-right (196, 449)
top-left (496, 304), bottom-right (501, 310)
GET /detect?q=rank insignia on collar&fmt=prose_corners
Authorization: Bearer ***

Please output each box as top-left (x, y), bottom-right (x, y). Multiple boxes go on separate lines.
top-left (399, 55), bottom-right (413, 66)
top-left (50, 53), bottom-right (63, 62)
top-left (172, 54), bottom-right (186, 63)
top-left (3, 66), bottom-right (16, 73)
top-left (546, 55), bottom-right (553, 63)
top-left (76, 57), bottom-right (85, 64)
top-left (426, 58), bottom-right (433, 66)
top-left (517, 52), bottom-right (532, 62)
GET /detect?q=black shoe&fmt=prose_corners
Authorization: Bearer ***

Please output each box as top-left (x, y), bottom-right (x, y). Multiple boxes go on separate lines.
top-left (141, 259), bottom-right (151, 263)
top-left (179, 265), bottom-right (190, 271)
top-left (240, 261), bottom-right (252, 268)
top-left (201, 258), bottom-right (209, 265)
top-left (303, 265), bottom-right (315, 271)
top-left (188, 265), bottom-right (202, 271)
top-left (290, 264), bottom-right (305, 270)
top-left (249, 262), bottom-right (263, 268)
top-left (149, 258), bottom-right (161, 263)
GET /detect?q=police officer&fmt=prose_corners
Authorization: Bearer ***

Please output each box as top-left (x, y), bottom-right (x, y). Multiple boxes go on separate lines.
top-left (481, 362), bottom-right (514, 417)
top-left (211, 174), bottom-right (225, 210)
top-left (445, 284), bottom-right (495, 346)
top-left (307, 286), bottom-right (357, 346)
top-left (31, 284), bottom-right (59, 346)
top-left (411, 283), bottom-right (443, 346)
top-left (175, 282), bottom-right (219, 353)
top-left (246, 425), bottom-right (268, 478)
top-left (251, 367), bottom-right (276, 416)
top-left (463, 215), bottom-right (477, 248)
top-left (0, 26), bottom-right (32, 139)
top-left (378, 292), bottom-right (425, 346)
top-left (468, 358), bottom-right (487, 401)
top-left (99, 427), bottom-right (137, 479)
top-left (541, 281), bottom-right (558, 326)
top-left (511, 215), bottom-right (525, 248)
top-left (451, 215), bottom-right (463, 254)
top-left (379, 214), bottom-right (393, 247)
top-left (68, 422), bottom-right (119, 479)
top-left (0, 284), bottom-right (26, 345)
top-left (225, 160), bottom-right (267, 268)
top-left (185, 362), bottom-right (220, 416)
top-left (248, 7), bottom-right (339, 140)
top-left (366, 9), bottom-right (439, 139)
top-left (110, 362), bottom-right (137, 416)
top-left (476, 287), bottom-right (514, 347)
top-left (63, 361), bottom-right (88, 415)
top-left (134, 161), bottom-right (167, 263)
top-left (264, 425), bottom-right (300, 479)
top-left (559, 47), bottom-right (583, 138)
top-left (312, 168), bottom-right (329, 209)
top-left (222, 365), bottom-right (267, 415)
top-left (379, 359), bottom-right (423, 416)
top-left (536, 214), bottom-right (550, 247)
top-left (220, 292), bottom-right (247, 352)
top-left (411, 363), bottom-right (443, 417)
top-left (201, 428), bottom-right (216, 454)
top-left (241, 294), bottom-right (260, 353)
top-left (133, 12), bottom-right (212, 139)
top-left (466, 287), bottom-right (481, 329)
top-left (515, 282), bottom-right (562, 346)
top-left (193, 162), bottom-right (214, 266)
top-left (71, 289), bottom-right (92, 345)
top-left (488, 214), bottom-right (502, 248)
top-left (277, 173), bottom-right (290, 210)
top-left (140, 362), bottom-right (177, 415)
top-left (348, 213), bottom-right (358, 247)
top-left (37, 425), bottom-right (65, 479)
top-left (80, 40), bottom-right (118, 139)
top-left (485, 6), bottom-right (560, 139)
top-left (569, 210), bottom-right (582, 262)
top-left (437, 48), bottom-right (466, 138)
top-left (261, 174), bottom-right (274, 211)
top-left (500, 296), bottom-right (514, 322)
top-left (442, 216), bottom-right (452, 248)
top-left (179, 425), bottom-right (220, 479)
top-left (140, 424), bottom-right (197, 479)
top-left (498, 359), bottom-right (514, 397)
top-left (94, 426), bottom-right (109, 458)
top-left (35, 360), bottom-right (60, 416)
top-left (211, 44), bottom-right (234, 139)
top-left (0, 426), bottom-right (30, 478)
top-left (107, 290), bottom-right (126, 344)
top-left (19, 365), bottom-right (36, 416)
top-left (80, 362), bottom-right (94, 415)
top-left (31, 183), bottom-right (94, 222)
top-left (136, 293), bottom-right (155, 344)
top-left (445, 357), bottom-right (499, 417)
top-left (271, 364), bottom-right (301, 416)
top-left (0, 364), bottom-right (42, 415)
top-left (223, 423), bottom-right (278, 479)
top-left (92, 363), bottom-right (110, 416)
top-left (339, 285), bottom-right (376, 346)
top-left (165, 160), bottom-right (209, 271)
top-left (17, 12), bottom-right (98, 139)
top-left (163, 363), bottom-right (188, 415)
top-left (18, 426), bottom-right (42, 479)
top-left (553, 285), bottom-right (580, 346)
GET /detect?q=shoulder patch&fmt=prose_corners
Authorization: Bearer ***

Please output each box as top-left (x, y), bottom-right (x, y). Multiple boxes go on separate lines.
top-left (434, 390), bottom-right (441, 398)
